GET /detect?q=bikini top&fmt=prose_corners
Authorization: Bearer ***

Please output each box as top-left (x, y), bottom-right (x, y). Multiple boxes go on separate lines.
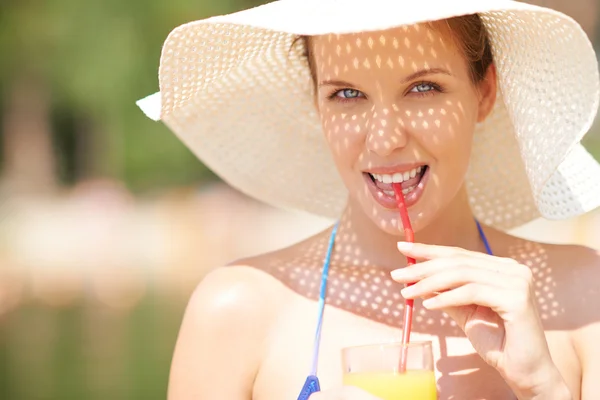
top-left (297, 221), bottom-right (493, 400)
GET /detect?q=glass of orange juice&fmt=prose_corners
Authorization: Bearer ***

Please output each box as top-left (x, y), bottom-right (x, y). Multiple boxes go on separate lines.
top-left (342, 341), bottom-right (437, 400)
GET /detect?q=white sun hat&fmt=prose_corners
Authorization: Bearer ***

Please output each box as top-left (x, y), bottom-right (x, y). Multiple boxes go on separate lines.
top-left (137, 0), bottom-right (600, 230)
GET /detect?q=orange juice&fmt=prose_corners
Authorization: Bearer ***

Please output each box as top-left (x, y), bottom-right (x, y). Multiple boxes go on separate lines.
top-left (343, 370), bottom-right (437, 400)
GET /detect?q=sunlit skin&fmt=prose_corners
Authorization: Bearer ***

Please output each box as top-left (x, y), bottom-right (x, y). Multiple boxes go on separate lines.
top-left (167, 22), bottom-right (600, 400)
top-left (313, 25), bottom-right (493, 238)
top-left (308, 25), bottom-right (569, 399)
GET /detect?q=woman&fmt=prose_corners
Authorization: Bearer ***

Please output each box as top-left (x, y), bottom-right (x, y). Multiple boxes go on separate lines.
top-left (138, 0), bottom-right (600, 398)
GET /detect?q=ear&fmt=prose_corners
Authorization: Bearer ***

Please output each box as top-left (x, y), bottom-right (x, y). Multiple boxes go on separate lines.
top-left (476, 64), bottom-right (497, 123)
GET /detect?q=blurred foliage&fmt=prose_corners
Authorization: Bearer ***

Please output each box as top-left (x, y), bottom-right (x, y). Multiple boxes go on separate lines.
top-left (0, 292), bottom-right (186, 400)
top-left (0, 0), bottom-right (599, 192)
top-left (0, 0), bottom-right (264, 192)
top-left (1, 1), bottom-right (600, 400)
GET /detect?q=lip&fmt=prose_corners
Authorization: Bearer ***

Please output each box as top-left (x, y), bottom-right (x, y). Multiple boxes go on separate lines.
top-left (364, 166), bottom-right (430, 209)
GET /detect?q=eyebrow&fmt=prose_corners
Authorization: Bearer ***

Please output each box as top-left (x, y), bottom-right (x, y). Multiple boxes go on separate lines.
top-left (401, 68), bottom-right (454, 83)
top-left (318, 79), bottom-right (356, 88)
top-left (318, 68), bottom-right (454, 88)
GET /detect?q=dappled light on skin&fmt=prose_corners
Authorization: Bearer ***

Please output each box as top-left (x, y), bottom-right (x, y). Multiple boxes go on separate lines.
top-left (230, 23), bottom-right (539, 397)
top-left (507, 241), bottom-right (562, 320)
top-left (457, 101), bottom-right (465, 116)
top-left (312, 23), bottom-right (478, 234)
top-left (250, 219), bottom-right (587, 399)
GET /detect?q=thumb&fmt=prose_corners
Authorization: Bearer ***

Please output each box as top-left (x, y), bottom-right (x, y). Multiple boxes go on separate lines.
top-left (437, 304), bottom-right (476, 332)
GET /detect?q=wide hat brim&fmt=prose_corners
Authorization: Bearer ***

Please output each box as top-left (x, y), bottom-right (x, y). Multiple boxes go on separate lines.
top-left (138, 0), bottom-right (600, 230)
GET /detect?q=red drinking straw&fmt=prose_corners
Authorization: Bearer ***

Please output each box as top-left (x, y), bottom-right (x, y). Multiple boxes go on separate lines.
top-left (392, 183), bottom-right (415, 373)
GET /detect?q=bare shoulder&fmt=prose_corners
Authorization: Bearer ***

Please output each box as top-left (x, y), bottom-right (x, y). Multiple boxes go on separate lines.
top-left (503, 236), bottom-right (600, 348)
top-left (499, 235), bottom-right (599, 328)
top-left (168, 265), bottom-right (291, 400)
top-left (191, 227), bottom-right (329, 323)
top-left (182, 261), bottom-right (299, 348)
top-left (188, 264), bottom-right (290, 320)
top-left (490, 229), bottom-right (598, 327)
top-left (540, 242), bottom-right (600, 327)
top-left (538, 242), bottom-right (600, 396)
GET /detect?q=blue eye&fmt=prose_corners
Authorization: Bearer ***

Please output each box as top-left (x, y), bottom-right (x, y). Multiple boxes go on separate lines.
top-left (411, 83), bottom-right (435, 93)
top-left (336, 89), bottom-right (364, 99)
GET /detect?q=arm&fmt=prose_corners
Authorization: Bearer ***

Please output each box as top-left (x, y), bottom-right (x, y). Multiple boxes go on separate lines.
top-left (546, 247), bottom-right (600, 400)
top-left (167, 266), bottom-right (280, 400)
top-left (573, 322), bottom-right (600, 400)
top-left (570, 257), bottom-right (600, 400)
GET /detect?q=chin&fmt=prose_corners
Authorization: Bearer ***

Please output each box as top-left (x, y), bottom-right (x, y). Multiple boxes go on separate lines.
top-left (359, 190), bottom-right (444, 237)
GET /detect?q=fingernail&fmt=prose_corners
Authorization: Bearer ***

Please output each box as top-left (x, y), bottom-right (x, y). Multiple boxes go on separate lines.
top-left (397, 242), bottom-right (414, 251)
top-left (390, 268), bottom-right (409, 278)
top-left (401, 287), bottom-right (415, 298)
top-left (422, 298), bottom-right (435, 309)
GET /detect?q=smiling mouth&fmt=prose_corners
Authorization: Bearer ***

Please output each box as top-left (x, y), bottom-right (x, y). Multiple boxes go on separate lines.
top-left (366, 166), bottom-right (428, 196)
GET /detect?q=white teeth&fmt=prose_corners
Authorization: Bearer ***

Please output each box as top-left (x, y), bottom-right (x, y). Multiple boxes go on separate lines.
top-left (371, 166), bottom-right (424, 184)
top-left (382, 187), bottom-right (416, 197)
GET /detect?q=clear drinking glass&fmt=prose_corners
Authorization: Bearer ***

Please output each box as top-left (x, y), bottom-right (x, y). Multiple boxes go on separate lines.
top-left (342, 341), bottom-right (437, 400)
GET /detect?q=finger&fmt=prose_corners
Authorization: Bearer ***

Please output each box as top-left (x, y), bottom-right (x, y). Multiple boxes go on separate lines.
top-left (397, 242), bottom-right (516, 264)
top-left (400, 267), bottom-right (519, 299)
top-left (421, 283), bottom-right (508, 310)
top-left (391, 256), bottom-right (512, 284)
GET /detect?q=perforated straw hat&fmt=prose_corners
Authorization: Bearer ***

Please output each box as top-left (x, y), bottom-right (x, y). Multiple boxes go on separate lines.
top-left (137, 0), bottom-right (600, 230)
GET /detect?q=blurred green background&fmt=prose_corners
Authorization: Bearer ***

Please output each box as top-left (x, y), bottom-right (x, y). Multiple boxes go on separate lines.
top-left (1, 0), bottom-right (600, 399)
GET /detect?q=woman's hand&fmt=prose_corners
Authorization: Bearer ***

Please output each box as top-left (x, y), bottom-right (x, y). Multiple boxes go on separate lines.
top-left (309, 387), bottom-right (383, 400)
top-left (391, 242), bottom-right (571, 400)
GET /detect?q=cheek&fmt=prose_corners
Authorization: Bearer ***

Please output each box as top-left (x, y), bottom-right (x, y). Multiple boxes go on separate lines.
top-left (320, 108), bottom-right (369, 157)
top-left (406, 99), bottom-right (476, 153)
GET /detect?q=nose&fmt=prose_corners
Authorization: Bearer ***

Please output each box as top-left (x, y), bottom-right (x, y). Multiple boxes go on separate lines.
top-left (365, 104), bottom-right (409, 157)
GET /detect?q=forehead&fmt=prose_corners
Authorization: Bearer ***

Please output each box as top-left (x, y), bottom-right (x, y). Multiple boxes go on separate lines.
top-left (311, 23), bottom-right (464, 79)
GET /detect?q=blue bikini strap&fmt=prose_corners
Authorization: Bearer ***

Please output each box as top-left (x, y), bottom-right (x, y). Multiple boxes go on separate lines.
top-left (297, 222), bottom-right (338, 400)
top-left (297, 220), bottom-right (493, 400)
top-left (476, 220), bottom-right (493, 256)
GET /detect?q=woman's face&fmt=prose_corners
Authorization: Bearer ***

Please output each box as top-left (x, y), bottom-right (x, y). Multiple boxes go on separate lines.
top-left (311, 23), bottom-right (496, 234)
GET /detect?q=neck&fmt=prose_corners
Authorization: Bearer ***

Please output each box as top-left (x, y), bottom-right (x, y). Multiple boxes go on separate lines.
top-left (336, 185), bottom-right (487, 270)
